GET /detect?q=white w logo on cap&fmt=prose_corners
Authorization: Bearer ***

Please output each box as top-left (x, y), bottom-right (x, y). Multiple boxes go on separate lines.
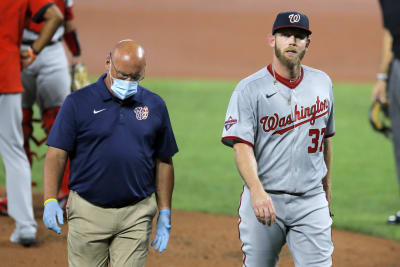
top-left (289, 14), bottom-right (301, 23)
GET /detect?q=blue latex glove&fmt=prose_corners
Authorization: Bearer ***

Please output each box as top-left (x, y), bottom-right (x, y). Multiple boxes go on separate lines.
top-left (43, 199), bottom-right (64, 234)
top-left (152, 209), bottom-right (171, 253)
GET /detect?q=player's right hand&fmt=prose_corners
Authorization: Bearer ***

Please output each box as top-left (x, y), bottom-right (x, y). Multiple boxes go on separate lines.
top-left (43, 199), bottom-right (64, 234)
top-left (250, 188), bottom-right (276, 226)
top-left (20, 48), bottom-right (36, 69)
top-left (372, 80), bottom-right (388, 104)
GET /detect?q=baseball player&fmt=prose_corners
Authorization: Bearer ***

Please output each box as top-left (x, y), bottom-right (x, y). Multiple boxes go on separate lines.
top-left (0, 0), bottom-right (63, 246)
top-left (221, 11), bottom-right (335, 266)
top-left (0, 0), bottom-right (81, 216)
top-left (373, 0), bottom-right (400, 224)
top-left (21, 0), bottom-right (83, 205)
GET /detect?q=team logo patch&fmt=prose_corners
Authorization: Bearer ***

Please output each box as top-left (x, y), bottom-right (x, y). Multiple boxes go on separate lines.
top-left (134, 106), bottom-right (149, 120)
top-left (224, 116), bottom-right (238, 131)
top-left (289, 14), bottom-right (300, 23)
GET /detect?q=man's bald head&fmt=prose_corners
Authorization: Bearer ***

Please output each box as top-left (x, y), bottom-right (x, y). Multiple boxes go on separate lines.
top-left (111, 39), bottom-right (145, 65)
top-left (105, 39), bottom-right (146, 85)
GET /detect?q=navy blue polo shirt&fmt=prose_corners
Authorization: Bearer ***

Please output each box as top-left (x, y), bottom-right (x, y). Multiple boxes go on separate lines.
top-left (380, 0), bottom-right (400, 59)
top-left (47, 73), bottom-right (178, 208)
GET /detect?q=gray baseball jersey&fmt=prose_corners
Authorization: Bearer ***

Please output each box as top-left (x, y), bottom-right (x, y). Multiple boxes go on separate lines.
top-left (222, 65), bottom-right (335, 194)
top-left (222, 65), bottom-right (335, 267)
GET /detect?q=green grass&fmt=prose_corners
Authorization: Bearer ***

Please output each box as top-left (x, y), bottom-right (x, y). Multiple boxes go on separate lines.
top-left (1, 77), bottom-right (399, 241)
top-left (328, 83), bottom-right (400, 240)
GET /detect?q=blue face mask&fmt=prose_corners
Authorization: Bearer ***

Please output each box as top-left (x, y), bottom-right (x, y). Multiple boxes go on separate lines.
top-left (109, 71), bottom-right (138, 100)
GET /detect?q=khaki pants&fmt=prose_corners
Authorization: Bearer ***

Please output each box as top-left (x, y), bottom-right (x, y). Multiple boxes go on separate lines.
top-left (66, 191), bottom-right (157, 267)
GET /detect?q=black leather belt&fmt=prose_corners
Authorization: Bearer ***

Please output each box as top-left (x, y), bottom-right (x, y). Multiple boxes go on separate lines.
top-left (96, 197), bottom-right (146, 209)
top-left (266, 190), bottom-right (304, 197)
top-left (22, 38), bottom-right (61, 46)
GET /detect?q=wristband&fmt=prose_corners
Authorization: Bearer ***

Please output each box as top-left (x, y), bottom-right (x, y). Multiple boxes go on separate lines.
top-left (64, 30), bottom-right (81, 57)
top-left (27, 47), bottom-right (37, 61)
top-left (376, 73), bottom-right (388, 81)
top-left (44, 198), bottom-right (57, 206)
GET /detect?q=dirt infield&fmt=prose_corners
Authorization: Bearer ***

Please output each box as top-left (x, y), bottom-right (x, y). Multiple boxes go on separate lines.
top-left (1, 0), bottom-right (400, 266)
top-left (0, 192), bottom-right (400, 267)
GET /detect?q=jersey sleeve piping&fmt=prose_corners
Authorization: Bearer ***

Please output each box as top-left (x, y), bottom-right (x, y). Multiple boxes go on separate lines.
top-left (32, 3), bottom-right (54, 23)
top-left (324, 132), bottom-right (335, 138)
top-left (221, 136), bottom-right (254, 148)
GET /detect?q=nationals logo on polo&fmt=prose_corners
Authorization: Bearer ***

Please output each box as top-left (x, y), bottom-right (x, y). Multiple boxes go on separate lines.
top-left (134, 106), bottom-right (149, 120)
top-left (259, 96), bottom-right (329, 135)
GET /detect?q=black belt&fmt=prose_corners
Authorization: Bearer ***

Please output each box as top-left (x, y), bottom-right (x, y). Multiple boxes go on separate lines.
top-left (76, 191), bottom-right (146, 209)
top-left (266, 190), bottom-right (304, 197)
top-left (94, 197), bottom-right (146, 209)
top-left (22, 38), bottom-right (61, 46)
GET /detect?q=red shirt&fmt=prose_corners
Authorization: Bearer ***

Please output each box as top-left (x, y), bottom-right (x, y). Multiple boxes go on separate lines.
top-left (28, 0), bottom-right (74, 34)
top-left (0, 0), bottom-right (52, 93)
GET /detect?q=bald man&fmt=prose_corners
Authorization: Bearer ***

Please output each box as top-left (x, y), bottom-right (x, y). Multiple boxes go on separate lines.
top-left (42, 40), bottom-right (178, 267)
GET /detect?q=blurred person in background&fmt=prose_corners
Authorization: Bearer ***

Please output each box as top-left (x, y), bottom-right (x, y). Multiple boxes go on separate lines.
top-left (0, 0), bottom-right (63, 246)
top-left (0, 0), bottom-right (85, 217)
top-left (20, 0), bottom-right (84, 209)
top-left (373, 0), bottom-right (400, 224)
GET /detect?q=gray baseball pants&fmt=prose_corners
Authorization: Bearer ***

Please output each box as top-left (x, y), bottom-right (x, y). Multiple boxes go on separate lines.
top-left (239, 185), bottom-right (333, 267)
top-left (388, 59), bottom-right (400, 190)
top-left (21, 41), bottom-right (70, 111)
top-left (0, 93), bottom-right (37, 232)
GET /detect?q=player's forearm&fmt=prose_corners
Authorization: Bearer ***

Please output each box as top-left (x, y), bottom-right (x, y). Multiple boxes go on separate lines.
top-left (322, 138), bottom-right (332, 205)
top-left (233, 143), bottom-right (264, 194)
top-left (379, 29), bottom-right (393, 74)
top-left (43, 147), bottom-right (68, 202)
top-left (32, 5), bottom-right (63, 54)
top-left (155, 158), bottom-right (174, 210)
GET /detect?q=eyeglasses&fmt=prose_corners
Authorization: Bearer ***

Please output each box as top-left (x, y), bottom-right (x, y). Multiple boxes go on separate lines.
top-left (109, 53), bottom-right (144, 82)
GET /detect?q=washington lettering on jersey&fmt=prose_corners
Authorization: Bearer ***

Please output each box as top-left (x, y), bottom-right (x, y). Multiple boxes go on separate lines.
top-left (259, 96), bottom-right (329, 135)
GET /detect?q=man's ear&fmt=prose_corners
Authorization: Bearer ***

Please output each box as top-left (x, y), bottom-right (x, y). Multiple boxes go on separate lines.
top-left (268, 34), bottom-right (275, 48)
top-left (306, 38), bottom-right (311, 48)
top-left (105, 54), bottom-right (111, 71)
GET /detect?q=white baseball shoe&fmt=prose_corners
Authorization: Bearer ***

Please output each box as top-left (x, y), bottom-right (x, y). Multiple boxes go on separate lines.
top-left (387, 210), bottom-right (400, 225)
top-left (10, 228), bottom-right (36, 247)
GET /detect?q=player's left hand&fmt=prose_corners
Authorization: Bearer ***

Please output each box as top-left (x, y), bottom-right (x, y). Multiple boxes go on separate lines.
top-left (152, 209), bottom-right (171, 253)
